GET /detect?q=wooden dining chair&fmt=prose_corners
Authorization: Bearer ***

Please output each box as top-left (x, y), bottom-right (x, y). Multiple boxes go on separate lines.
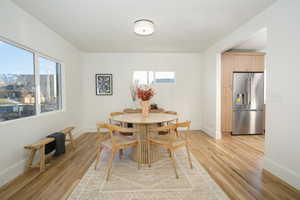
top-left (164, 111), bottom-right (178, 123)
top-left (109, 112), bottom-right (125, 126)
top-left (109, 112), bottom-right (136, 159)
top-left (148, 121), bottom-right (193, 179)
top-left (95, 123), bottom-right (141, 181)
top-left (97, 112), bottom-right (125, 143)
top-left (110, 111), bottom-right (135, 138)
top-left (96, 122), bottom-right (122, 156)
top-left (122, 109), bottom-right (141, 130)
top-left (158, 110), bottom-right (178, 135)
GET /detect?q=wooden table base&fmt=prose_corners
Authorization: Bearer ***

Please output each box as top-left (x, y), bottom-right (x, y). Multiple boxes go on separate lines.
top-left (131, 124), bottom-right (160, 164)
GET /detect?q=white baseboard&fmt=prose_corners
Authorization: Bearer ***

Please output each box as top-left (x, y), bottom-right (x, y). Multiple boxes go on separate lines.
top-left (264, 157), bottom-right (300, 190)
top-left (0, 129), bottom-right (86, 188)
top-left (80, 127), bottom-right (97, 133)
top-left (0, 159), bottom-right (26, 187)
top-left (202, 127), bottom-right (217, 139)
top-left (72, 128), bottom-right (86, 138)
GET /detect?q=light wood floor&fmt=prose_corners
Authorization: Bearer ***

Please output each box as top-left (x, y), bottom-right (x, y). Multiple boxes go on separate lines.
top-left (0, 131), bottom-right (299, 200)
top-left (190, 133), bottom-right (300, 200)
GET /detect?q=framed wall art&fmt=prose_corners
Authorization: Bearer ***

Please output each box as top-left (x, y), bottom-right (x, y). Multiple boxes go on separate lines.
top-left (95, 74), bottom-right (113, 95)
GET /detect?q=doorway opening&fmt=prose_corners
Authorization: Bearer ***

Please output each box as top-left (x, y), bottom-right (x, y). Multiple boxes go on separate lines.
top-left (218, 28), bottom-right (267, 140)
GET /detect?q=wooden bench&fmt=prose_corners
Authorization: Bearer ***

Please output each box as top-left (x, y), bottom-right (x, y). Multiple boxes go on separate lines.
top-left (24, 127), bottom-right (76, 172)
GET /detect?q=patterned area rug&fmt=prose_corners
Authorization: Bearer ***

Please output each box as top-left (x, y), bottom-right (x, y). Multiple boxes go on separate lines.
top-left (68, 148), bottom-right (229, 200)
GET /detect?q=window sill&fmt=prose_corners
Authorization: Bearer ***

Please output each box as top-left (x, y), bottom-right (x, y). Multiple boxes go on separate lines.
top-left (0, 109), bottom-right (65, 128)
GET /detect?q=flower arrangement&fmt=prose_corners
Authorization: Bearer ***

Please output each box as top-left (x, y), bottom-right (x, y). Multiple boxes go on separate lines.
top-left (136, 85), bottom-right (155, 101)
top-left (135, 85), bottom-right (155, 117)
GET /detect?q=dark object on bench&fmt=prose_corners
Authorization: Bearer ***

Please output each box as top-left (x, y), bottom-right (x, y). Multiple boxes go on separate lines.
top-left (46, 132), bottom-right (66, 156)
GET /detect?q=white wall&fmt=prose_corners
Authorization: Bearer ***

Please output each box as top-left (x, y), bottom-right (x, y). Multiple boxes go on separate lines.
top-left (80, 53), bottom-right (203, 131)
top-left (264, 0), bottom-right (300, 190)
top-left (202, 0), bottom-right (300, 189)
top-left (0, 0), bottom-right (82, 186)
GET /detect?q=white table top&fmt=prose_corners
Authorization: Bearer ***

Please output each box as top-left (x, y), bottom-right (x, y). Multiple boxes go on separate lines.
top-left (111, 113), bottom-right (178, 124)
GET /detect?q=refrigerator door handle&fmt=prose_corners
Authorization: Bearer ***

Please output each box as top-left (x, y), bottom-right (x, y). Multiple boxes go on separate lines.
top-left (250, 74), bottom-right (252, 105)
top-left (248, 75), bottom-right (251, 105)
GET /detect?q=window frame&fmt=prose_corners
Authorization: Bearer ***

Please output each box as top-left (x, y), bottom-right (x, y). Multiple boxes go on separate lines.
top-left (132, 71), bottom-right (154, 85)
top-left (132, 70), bottom-right (176, 85)
top-left (0, 36), bottom-right (64, 125)
top-left (37, 55), bottom-right (63, 114)
top-left (154, 71), bottom-right (176, 83)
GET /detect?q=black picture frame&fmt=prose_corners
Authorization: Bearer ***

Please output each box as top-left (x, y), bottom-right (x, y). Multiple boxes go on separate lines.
top-left (95, 74), bottom-right (113, 95)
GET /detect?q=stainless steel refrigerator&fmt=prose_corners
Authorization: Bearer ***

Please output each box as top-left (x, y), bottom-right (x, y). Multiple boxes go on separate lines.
top-left (232, 72), bottom-right (265, 135)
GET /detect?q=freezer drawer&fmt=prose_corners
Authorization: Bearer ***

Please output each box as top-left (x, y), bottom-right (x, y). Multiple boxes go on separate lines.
top-left (232, 110), bottom-right (264, 135)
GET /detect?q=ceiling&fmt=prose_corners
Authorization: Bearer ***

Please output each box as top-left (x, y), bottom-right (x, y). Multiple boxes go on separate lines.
top-left (233, 29), bottom-right (267, 51)
top-left (13, 0), bottom-right (275, 52)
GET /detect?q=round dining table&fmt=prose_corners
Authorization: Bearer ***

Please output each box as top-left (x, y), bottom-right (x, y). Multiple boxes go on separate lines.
top-left (111, 112), bottom-right (178, 164)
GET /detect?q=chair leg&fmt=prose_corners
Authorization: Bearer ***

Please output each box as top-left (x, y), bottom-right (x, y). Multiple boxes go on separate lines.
top-left (175, 129), bottom-right (179, 137)
top-left (170, 149), bottom-right (179, 179)
top-left (95, 146), bottom-right (103, 170)
top-left (106, 149), bottom-right (116, 181)
top-left (185, 144), bottom-right (193, 169)
top-left (119, 149), bottom-right (124, 159)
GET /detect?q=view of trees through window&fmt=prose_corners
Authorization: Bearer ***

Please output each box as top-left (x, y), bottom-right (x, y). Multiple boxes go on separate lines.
top-left (0, 40), bottom-right (62, 122)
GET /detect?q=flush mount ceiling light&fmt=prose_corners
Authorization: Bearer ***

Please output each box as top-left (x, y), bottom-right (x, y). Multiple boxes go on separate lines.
top-left (134, 19), bottom-right (154, 36)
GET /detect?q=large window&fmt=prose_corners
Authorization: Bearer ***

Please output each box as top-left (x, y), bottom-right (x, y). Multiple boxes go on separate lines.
top-left (133, 71), bottom-right (175, 84)
top-left (39, 57), bottom-right (61, 113)
top-left (0, 40), bottom-right (62, 122)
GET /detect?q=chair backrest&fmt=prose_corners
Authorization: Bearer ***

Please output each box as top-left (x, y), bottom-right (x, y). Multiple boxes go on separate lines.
top-left (164, 111), bottom-right (177, 115)
top-left (175, 121), bottom-right (191, 128)
top-left (109, 112), bottom-right (124, 124)
top-left (96, 123), bottom-right (118, 145)
top-left (96, 122), bottom-right (109, 139)
top-left (96, 123), bottom-right (137, 146)
top-left (149, 121), bottom-right (191, 144)
top-left (123, 108), bottom-right (142, 113)
top-left (149, 124), bottom-right (176, 134)
top-left (174, 121), bottom-right (191, 139)
top-left (149, 124), bottom-right (177, 143)
top-left (150, 108), bottom-right (165, 113)
top-left (164, 110), bottom-right (177, 115)
top-left (164, 111), bottom-right (178, 123)
top-left (110, 112), bottom-right (124, 116)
